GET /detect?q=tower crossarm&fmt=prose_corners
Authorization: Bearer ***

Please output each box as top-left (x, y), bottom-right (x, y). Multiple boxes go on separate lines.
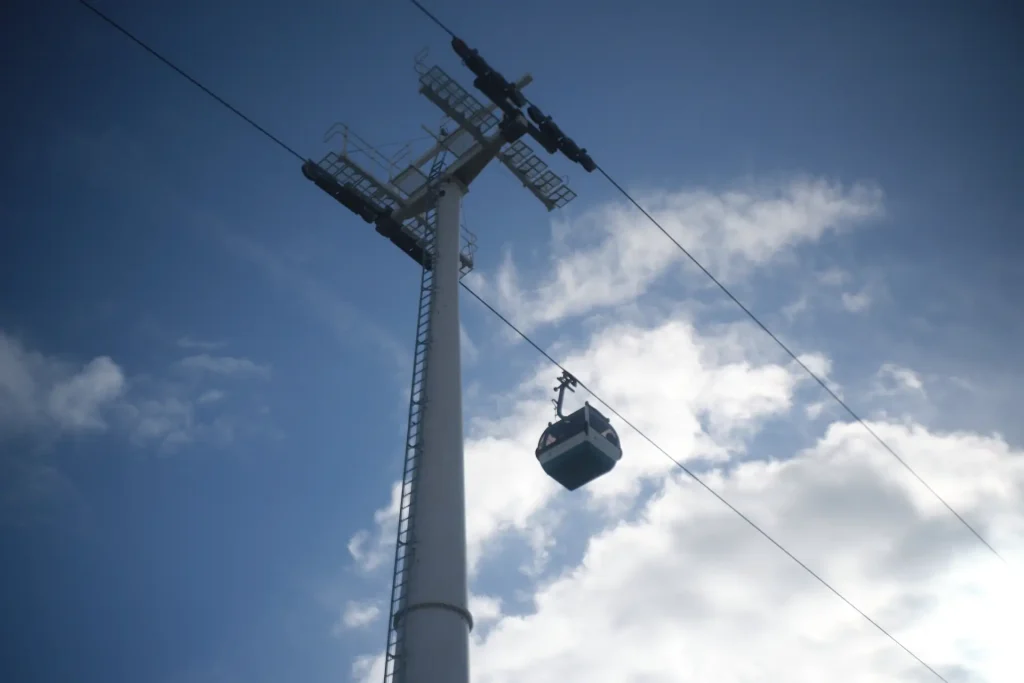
top-left (302, 147), bottom-right (478, 274)
top-left (303, 63), bottom-right (544, 274)
top-left (417, 64), bottom-right (578, 212)
top-left (406, 73), bottom-right (534, 173)
top-left (390, 125), bottom-right (522, 224)
top-left (449, 35), bottom-right (598, 174)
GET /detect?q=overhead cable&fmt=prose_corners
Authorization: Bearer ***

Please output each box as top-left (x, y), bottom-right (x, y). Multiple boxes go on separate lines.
top-left (458, 284), bottom-right (950, 683)
top-left (78, 2), bottom-right (956, 680)
top-left (403, 0), bottom-right (1009, 568)
top-left (79, 0), bottom-right (304, 162)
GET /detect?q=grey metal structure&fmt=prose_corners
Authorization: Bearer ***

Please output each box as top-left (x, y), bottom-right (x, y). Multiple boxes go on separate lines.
top-left (302, 57), bottom-right (577, 683)
top-left (415, 65), bottom-right (577, 212)
top-left (386, 151), bottom-right (446, 683)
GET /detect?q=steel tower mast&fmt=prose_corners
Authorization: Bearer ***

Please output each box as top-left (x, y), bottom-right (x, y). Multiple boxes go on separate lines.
top-left (302, 53), bottom-right (580, 683)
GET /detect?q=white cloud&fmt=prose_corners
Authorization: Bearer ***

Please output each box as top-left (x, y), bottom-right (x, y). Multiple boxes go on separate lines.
top-left (878, 364), bottom-right (925, 394)
top-left (470, 178), bottom-right (883, 331)
top-left (795, 353), bottom-right (845, 414)
top-left (819, 267), bottom-right (850, 287)
top-left (122, 396), bottom-right (197, 450)
top-left (841, 289), bottom-right (873, 313)
top-left (407, 322), bottom-right (802, 575)
top-left (48, 357), bottom-right (125, 430)
top-left (349, 314), bottom-right (819, 577)
top-left (0, 331), bottom-right (125, 435)
top-left (804, 400), bottom-right (829, 420)
top-left (461, 324), bottom-right (479, 366)
top-left (470, 595), bottom-right (504, 627)
top-left (459, 421), bottom-right (1023, 683)
top-left (340, 175), bottom-right (1020, 681)
top-left (178, 354), bottom-right (271, 379)
top-left (782, 295), bottom-right (810, 321)
top-left (781, 268), bottom-right (882, 322)
top-left (351, 408), bottom-right (1024, 682)
top-left (197, 389), bottom-right (226, 404)
top-left (342, 306), bottom-right (1020, 682)
top-left (0, 333), bottom-right (43, 430)
top-left (335, 601), bottom-right (381, 632)
top-left (348, 482), bottom-right (403, 573)
top-left (797, 352), bottom-right (832, 380)
top-left (0, 331), bottom-right (268, 453)
top-left (866, 364), bottom-right (927, 417)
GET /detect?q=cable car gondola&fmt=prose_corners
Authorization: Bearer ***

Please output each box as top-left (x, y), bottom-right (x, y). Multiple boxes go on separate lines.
top-left (535, 371), bottom-right (622, 491)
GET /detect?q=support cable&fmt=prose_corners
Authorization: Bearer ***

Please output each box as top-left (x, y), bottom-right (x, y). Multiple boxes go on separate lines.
top-left (79, 0), bottom-right (305, 163)
top-left (403, 0), bottom-right (1009, 569)
top-left (458, 283), bottom-right (951, 683)
top-left (77, 3), bottom-right (959, 680)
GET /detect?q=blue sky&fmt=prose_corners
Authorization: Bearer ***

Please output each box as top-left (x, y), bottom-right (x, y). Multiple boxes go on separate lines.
top-left (2, 1), bottom-right (1022, 682)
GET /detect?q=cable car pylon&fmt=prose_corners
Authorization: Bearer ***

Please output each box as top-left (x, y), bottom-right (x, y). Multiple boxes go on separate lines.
top-left (301, 45), bottom-right (589, 683)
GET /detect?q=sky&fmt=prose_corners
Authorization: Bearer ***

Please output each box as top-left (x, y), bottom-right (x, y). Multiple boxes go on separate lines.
top-left (2, 0), bottom-right (1023, 682)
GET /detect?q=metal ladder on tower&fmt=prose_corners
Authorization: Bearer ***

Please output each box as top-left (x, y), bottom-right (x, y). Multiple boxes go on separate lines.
top-left (382, 150), bottom-right (448, 683)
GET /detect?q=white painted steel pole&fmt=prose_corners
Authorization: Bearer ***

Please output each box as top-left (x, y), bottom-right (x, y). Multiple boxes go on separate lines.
top-left (402, 178), bottom-right (472, 683)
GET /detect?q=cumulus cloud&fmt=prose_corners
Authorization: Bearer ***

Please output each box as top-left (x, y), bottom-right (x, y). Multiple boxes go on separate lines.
top-left (197, 389), bottom-right (226, 404)
top-left (797, 352), bottom-right (832, 380)
top-left (334, 601), bottom-right (381, 633)
top-left (0, 331), bottom-right (271, 453)
top-left (48, 357), bottom-right (126, 430)
top-left (819, 267), bottom-right (851, 287)
top-left (782, 267), bottom-right (884, 321)
top-left (341, 316), bottom-right (1018, 682)
top-left (861, 365), bottom-right (930, 425)
top-left (459, 421), bottom-right (1023, 683)
top-left (347, 332), bottom-right (1024, 681)
top-left (841, 289), bottom-right (873, 313)
top-left (461, 324), bottom-right (479, 366)
top-left (0, 332), bottom-right (125, 435)
top-left (0, 332), bottom-right (126, 524)
top-left (459, 316), bottom-right (826, 562)
top-left (348, 315), bottom-right (817, 582)
top-left (339, 175), bottom-right (1020, 681)
top-left (348, 482), bottom-right (404, 574)
top-left (782, 294), bottom-right (810, 321)
top-left (469, 178), bottom-right (883, 331)
top-left (469, 595), bottom-right (503, 627)
top-left (120, 396), bottom-right (199, 450)
top-left (877, 364), bottom-right (925, 395)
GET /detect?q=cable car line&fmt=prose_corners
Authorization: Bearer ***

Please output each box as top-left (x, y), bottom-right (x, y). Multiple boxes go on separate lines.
top-left (79, 0), bottom-right (305, 163)
top-left (409, 0), bottom-right (455, 38)
top-left (595, 167), bottom-right (1009, 567)
top-left (77, 4), bottom-right (953, 681)
top-left (404, 0), bottom-right (1009, 568)
top-left (461, 283), bottom-right (958, 680)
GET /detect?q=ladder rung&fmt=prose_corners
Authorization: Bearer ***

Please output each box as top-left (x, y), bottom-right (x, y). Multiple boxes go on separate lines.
top-left (385, 252), bottom-right (438, 679)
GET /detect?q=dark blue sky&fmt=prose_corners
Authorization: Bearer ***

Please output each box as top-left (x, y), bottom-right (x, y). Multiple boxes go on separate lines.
top-left (1, 1), bottom-right (1021, 682)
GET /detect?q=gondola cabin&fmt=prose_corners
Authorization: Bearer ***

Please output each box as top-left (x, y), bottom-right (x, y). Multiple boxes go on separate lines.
top-left (535, 402), bottom-right (622, 491)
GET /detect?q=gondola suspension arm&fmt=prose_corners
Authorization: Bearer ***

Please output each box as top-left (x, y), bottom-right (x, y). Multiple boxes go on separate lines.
top-left (552, 370), bottom-right (579, 419)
